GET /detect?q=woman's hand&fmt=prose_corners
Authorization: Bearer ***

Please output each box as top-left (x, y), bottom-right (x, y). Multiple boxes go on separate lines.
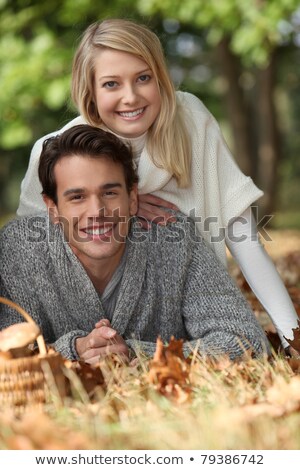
top-left (137, 194), bottom-right (179, 228)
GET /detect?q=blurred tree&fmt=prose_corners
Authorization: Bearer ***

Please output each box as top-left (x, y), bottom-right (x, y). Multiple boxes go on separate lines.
top-left (0, 0), bottom-right (139, 214)
top-left (0, 0), bottom-right (299, 219)
top-left (138, 0), bottom-right (300, 215)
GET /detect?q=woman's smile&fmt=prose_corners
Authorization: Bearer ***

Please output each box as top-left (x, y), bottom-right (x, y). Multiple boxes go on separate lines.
top-left (94, 49), bottom-right (161, 138)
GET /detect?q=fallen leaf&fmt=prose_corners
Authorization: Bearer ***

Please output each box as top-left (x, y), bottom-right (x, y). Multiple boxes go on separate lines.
top-left (287, 357), bottom-right (300, 374)
top-left (64, 360), bottom-right (105, 397)
top-left (148, 337), bottom-right (191, 403)
top-left (284, 321), bottom-right (300, 354)
top-left (5, 410), bottom-right (91, 449)
top-left (266, 376), bottom-right (300, 414)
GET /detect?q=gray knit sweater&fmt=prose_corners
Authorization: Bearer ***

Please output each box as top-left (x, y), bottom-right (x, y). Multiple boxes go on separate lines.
top-left (0, 214), bottom-right (269, 360)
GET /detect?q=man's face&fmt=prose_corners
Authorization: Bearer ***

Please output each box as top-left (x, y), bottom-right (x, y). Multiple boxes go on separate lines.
top-left (44, 154), bottom-right (137, 268)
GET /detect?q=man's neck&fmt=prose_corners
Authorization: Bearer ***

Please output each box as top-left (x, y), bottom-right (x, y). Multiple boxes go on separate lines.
top-left (71, 245), bottom-right (126, 295)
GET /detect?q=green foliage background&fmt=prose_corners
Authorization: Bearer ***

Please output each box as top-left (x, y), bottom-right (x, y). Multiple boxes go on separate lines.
top-left (0, 0), bottom-right (299, 225)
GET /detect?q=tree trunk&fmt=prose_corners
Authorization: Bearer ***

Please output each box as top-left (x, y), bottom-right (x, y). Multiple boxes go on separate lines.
top-left (217, 37), bottom-right (254, 177)
top-left (217, 39), bottom-right (281, 217)
top-left (256, 51), bottom-right (281, 216)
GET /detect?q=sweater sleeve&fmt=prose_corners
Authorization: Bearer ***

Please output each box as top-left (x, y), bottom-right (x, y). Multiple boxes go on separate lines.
top-left (225, 207), bottom-right (299, 348)
top-left (53, 331), bottom-right (88, 360)
top-left (17, 136), bottom-right (51, 216)
top-left (180, 91), bottom-right (264, 227)
top-left (180, 236), bottom-right (270, 360)
top-left (0, 219), bottom-right (91, 361)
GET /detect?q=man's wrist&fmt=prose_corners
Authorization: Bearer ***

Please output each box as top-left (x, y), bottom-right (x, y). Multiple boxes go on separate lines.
top-left (75, 336), bottom-right (86, 358)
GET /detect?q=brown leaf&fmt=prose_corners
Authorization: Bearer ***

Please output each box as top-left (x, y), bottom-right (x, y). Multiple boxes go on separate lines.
top-left (0, 322), bottom-right (40, 351)
top-left (148, 337), bottom-right (191, 403)
top-left (266, 376), bottom-right (300, 413)
top-left (287, 357), bottom-right (300, 374)
top-left (6, 410), bottom-right (91, 449)
top-left (284, 321), bottom-right (300, 354)
top-left (65, 360), bottom-right (105, 396)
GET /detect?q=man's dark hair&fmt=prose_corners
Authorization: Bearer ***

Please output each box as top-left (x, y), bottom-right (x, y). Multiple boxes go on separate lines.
top-left (38, 124), bottom-right (138, 204)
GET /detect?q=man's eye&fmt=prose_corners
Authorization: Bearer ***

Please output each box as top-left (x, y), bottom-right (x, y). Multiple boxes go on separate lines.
top-left (104, 191), bottom-right (116, 197)
top-left (70, 195), bottom-right (84, 201)
top-left (103, 81), bottom-right (118, 89)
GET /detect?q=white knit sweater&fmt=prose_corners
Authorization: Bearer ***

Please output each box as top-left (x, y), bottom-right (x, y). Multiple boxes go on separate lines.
top-left (17, 91), bottom-right (262, 266)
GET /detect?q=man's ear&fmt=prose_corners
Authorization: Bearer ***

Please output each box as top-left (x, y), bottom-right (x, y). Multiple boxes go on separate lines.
top-left (129, 184), bottom-right (138, 216)
top-left (43, 195), bottom-right (59, 224)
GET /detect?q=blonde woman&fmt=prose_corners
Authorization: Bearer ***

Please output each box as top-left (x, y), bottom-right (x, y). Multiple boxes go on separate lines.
top-left (18, 18), bottom-right (299, 353)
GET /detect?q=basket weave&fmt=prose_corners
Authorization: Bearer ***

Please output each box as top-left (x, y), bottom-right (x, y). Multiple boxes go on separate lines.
top-left (0, 297), bottom-right (66, 409)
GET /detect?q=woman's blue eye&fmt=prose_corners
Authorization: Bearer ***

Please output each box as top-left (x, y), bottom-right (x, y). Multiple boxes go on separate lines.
top-left (104, 81), bottom-right (117, 88)
top-left (138, 74), bottom-right (150, 82)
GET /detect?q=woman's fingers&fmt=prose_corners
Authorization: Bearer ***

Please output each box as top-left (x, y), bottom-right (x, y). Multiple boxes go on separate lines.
top-left (138, 204), bottom-right (177, 224)
top-left (138, 193), bottom-right (178, 211)
top-left (137, 193), bottom-right (178, 224)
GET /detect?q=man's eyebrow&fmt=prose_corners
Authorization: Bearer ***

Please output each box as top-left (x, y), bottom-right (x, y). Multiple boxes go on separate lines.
top-left (62, 183), bottom-right (122, 197)
top-left (101, 183), bottom-right (122, 190)
top-left (63, 188), bottom-right (84, 197)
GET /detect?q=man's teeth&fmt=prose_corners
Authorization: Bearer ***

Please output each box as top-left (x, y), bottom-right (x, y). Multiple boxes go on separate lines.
top-left (119, 108), bottom-right (144, 118)
top-left (85, 226), bottom-right (112, 235)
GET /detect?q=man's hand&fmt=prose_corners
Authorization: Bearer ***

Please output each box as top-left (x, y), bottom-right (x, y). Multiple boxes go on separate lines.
top-left (75, 319), bottom-right (129, 364)
top-left (137, 194), bottom-right (178, 228)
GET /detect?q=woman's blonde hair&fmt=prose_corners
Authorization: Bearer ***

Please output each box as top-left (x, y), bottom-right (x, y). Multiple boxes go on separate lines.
top-left (72, 18), bottom-right (191, 187)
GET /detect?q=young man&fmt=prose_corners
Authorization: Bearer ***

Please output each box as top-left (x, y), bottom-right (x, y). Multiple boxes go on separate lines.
top-left (0, 125), bottom-right (269, 362)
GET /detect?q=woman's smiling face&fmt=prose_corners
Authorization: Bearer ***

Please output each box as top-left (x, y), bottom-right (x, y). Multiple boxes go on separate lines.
top-left (94, 49), bottom-right (161, 138)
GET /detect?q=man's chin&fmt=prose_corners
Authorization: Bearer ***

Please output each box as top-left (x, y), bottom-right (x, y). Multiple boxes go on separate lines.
top-left (69, 241), bottom-right (125, 260)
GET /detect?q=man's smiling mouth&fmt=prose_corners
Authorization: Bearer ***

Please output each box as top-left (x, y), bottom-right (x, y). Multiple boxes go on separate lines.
top-left (83, 225), bottom-right (113, 236)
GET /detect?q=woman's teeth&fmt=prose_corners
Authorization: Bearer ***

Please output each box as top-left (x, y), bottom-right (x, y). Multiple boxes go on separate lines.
top-left (119, 108), bottom-right (144, 118)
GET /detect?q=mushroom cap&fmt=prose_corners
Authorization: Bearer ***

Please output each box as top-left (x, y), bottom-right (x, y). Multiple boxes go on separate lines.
top-left (0, 322), bottom-right (40, 351)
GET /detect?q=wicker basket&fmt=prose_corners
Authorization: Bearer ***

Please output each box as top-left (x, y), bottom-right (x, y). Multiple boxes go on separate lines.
top-left (0, 297), bottom-right (66, 410)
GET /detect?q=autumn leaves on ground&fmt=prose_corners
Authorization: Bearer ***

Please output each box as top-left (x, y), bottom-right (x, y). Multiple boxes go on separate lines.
top-left (0, 230), bottom-right (300, 450)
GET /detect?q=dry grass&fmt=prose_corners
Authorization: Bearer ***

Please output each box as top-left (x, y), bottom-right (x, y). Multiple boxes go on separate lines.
top-left (0, 232), bottom-right (300, 450)
top-left (1, 353), bottom-right (300, 450)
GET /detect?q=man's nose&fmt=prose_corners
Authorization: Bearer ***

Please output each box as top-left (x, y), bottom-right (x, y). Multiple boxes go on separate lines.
top-left (87, 197), bottom-right (107, 217)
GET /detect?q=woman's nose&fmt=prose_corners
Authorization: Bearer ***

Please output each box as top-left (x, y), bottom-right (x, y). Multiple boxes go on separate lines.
top-left (122, 84), bottom-right (138, 104)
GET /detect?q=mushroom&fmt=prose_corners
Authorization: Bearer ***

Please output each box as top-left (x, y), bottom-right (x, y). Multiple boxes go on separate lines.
top-left (0, 322), bottom-right (40, 352)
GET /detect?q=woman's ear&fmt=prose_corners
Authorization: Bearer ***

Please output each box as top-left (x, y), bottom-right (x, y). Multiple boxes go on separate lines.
top-left (129, 184), bottom-right (138, 216)
top-left (42, 195), bottom-right (59, 224)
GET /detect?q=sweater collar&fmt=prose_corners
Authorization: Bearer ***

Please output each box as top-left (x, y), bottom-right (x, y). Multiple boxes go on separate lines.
top-left (107, 217), bottom-right (150, 334)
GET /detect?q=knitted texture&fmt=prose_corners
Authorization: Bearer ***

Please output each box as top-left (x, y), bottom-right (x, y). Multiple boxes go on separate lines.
top-left (0, 214), bottom-right (269, 360)
top-left (17, 92), bottom-right (263, 266)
